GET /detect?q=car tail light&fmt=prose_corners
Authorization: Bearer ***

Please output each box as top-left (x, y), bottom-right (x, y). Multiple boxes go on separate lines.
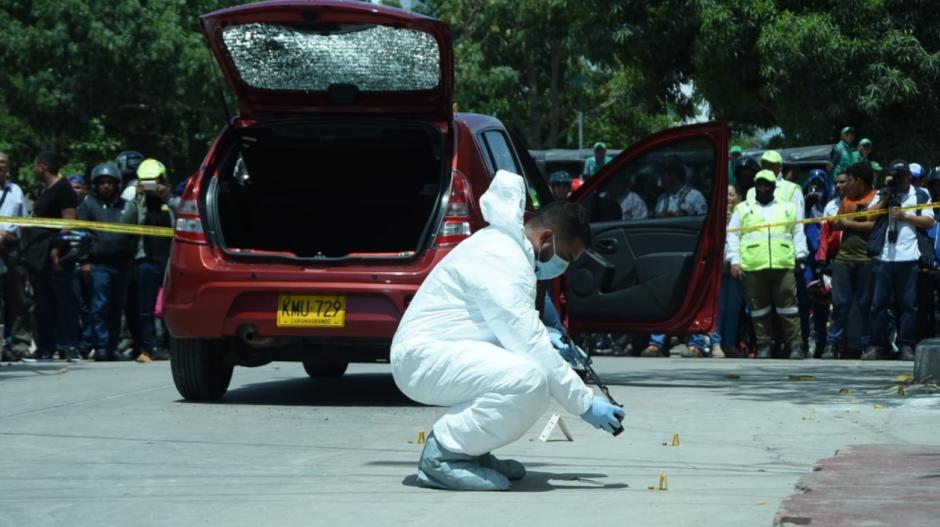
top-left (434, 170), bottom-right (473, 247)
top-left (174, 175), bottom-right (207, 244)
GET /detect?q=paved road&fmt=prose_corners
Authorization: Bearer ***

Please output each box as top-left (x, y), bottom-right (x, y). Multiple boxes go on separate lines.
top-left (1, 357), bottom-right (936, 526)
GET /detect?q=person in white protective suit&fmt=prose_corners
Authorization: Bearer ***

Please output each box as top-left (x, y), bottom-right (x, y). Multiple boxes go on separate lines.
top-left (391, 170), bottom-right (626, 491)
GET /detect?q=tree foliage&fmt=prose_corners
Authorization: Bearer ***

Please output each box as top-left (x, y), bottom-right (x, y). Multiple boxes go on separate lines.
top-left (0, 0), bottom-right (241, 182)
top-left (1, 0), bottom-right (938, 183)
top-left (691, 0), bottom-right (940, 161)
top-left (427, 0), bottom-right (678, 150)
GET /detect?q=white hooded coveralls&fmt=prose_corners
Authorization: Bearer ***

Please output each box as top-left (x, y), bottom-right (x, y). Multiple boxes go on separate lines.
top-left (391, 170), bottom-right (594, 456)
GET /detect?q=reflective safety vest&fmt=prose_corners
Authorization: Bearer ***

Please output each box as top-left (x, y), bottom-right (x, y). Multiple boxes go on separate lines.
top-left (746, 178), bottom-right (800, 205)
top-left (736, 200), bottom-right (798, 271)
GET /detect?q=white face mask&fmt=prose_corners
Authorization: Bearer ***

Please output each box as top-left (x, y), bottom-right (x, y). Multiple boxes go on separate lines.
top-left (534, 236), bottom-right (569, 280)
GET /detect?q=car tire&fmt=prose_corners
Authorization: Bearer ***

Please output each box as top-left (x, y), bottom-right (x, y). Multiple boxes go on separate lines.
top-left (170, 338), bottom-right (234, 401)
top-left (302, 361), bottom-right (348, 379)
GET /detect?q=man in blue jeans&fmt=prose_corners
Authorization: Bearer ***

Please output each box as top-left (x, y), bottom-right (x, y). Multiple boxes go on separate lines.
top-left (866, 160), bottom-right (934, 360)
top-left (78, 163), bottom-right (139, 361)
top-left (133, 159), bottom-right (174, 363)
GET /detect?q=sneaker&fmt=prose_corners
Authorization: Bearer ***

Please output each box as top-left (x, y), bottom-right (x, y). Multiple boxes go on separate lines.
top-left (899, 346), bottom-right (915, 361)
top-left (860, 346), bottom-right (882, 361)
top-left (23, 355), bottom-right (53, 363)
top-left (788, 344), bottom-right (804, 360)
top-left (710, 344), bottom-right (726, 358)
top-left (680, 345), bottom-right (704, 358)
top-left (65, 347), bottom-right (82, 363)
top-left (820, 344), bottom-right (836, 360)
top-left (756, 346), bottom-right (772, 359)
top-left (135, 351), bottom-right (153, 364)
top-left (640, 345), bottom-right (663, 358)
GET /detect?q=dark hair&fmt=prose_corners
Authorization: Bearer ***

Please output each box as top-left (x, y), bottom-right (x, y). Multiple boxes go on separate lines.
top-left (35, 151), bottom-right (64, 174)
top-left (847, 162), bottom-right (874, 188)
top-left (529, 201), bottom-right (592, 247)
top-left (664, 157), bottom-right (686, 183)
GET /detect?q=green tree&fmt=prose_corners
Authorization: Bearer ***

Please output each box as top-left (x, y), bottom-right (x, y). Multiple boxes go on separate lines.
top-left (690, 0), bottom-right (940, 161)
top-left (0, 0), bottom-right (240, 184)
top-left (427, 0), bottom-right (677, 150)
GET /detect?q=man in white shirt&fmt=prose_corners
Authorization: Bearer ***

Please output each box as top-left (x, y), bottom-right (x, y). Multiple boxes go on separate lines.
top-left (865, 160), bottom-right (934, 360)
top-left (0, 151), bottom-right (30, 361)
top-left (654, 163), bottom-right (707, 217)
top-left (618, 189), bottom-right (648, 220)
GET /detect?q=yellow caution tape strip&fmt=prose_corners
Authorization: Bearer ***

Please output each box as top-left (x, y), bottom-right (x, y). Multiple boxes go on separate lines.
top-left (728, 201), bottom-right (938, 233)
top-left (0, 216), bottom-right (174, 237)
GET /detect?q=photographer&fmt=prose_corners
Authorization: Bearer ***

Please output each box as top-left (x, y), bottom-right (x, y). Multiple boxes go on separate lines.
top-left (133, 159), bottom-right (173, 363)
top-left (865, 160), bottom-right (935, 360)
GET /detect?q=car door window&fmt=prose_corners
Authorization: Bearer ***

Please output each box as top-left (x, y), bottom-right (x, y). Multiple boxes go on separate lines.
top-left (481, 130), bottom-right (520, 174)
top-left (591, 138), bottom-right (715, 223)
top-left (481, 129), bottom-right (548, 209)
top-left (567, 136), bottom-right (719, 324)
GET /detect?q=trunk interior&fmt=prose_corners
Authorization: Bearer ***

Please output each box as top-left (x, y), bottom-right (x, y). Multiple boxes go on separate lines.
top-left (214, 120), bottom-right (447, 259)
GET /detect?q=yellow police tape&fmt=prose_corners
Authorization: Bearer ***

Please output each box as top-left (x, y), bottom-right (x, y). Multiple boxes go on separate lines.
top-left (0, 200), bottom-right (934, 239)
top-left (0, 216), bottom-right (174, 237)
top-left (727, 201), bottom-right (938, 233)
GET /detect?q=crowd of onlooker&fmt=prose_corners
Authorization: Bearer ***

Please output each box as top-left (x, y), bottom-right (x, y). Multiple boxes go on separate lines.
top-left (4, 127), bottom-right (936, 365)
top-left (0, 149), bottom-right (183, 364)
top-left (553, 128), bottom-right (939, 360)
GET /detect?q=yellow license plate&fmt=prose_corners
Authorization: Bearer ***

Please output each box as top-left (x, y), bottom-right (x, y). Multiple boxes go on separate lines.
top-left (276, 294), bottom-right (346, 328)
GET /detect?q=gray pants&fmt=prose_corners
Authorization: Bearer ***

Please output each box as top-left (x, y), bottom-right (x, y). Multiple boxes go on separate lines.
top-left (743, 269), bottom-right (800, 348)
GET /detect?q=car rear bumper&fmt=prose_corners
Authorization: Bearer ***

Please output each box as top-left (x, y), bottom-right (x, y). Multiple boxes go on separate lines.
top-left (163, 242), bottom-right (447, 340)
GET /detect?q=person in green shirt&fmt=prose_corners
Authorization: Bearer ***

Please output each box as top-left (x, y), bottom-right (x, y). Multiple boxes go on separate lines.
top-left (728, 146), bottom-right (743, 185)
top-left (582, 142), bottom-right (612, 179)
top-left (831, 126), bottom-right (861, 178)
top-left (858, 138), bottom-right (873, 162)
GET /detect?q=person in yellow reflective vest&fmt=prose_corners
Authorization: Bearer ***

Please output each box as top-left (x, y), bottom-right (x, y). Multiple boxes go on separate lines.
top-left (728, 170), bottom-right (809, 359)
top-left (746, 150), bottom-right (805, 220)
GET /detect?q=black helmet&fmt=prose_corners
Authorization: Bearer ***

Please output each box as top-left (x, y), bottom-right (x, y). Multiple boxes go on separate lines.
top-left (115, 150), bottom-right (144, 179)
top-left (928, 167), bottom-right (940, 183)
top-left (55, 231), bottom-right (92, 266)
top-left (90, 162), bottom-right (121, 185)
top-left (548, 170), bottom-right (572, 185)
top-left (734, 155), bottom-right (760, 173)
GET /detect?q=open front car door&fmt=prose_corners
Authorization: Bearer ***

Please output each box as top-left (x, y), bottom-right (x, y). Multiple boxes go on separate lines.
top-left (565, 122), bottom-right (730, 336)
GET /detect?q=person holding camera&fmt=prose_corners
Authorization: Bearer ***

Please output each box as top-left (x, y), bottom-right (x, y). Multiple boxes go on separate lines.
top-left (133, 159), bottom-right (173, 363)
top-left (865, 160), bottom-right (935, 360)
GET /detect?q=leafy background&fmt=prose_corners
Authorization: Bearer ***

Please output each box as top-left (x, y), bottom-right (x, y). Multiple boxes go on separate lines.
top-left (1, 0), bottom-right (938, 186)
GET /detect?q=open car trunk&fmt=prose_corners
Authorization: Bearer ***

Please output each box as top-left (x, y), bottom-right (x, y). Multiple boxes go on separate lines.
top-left (212, 119), bottom-right (448, 260)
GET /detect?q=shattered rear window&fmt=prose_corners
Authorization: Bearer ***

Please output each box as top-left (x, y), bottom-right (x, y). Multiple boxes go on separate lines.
top-left (221, 23), bottom-right (441, 92)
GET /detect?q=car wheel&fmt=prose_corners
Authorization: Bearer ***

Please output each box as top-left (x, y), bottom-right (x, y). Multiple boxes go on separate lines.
top-left (302, 361), bottom-right (348, 379)
top-left (170, 338), bottom-right (234, 401)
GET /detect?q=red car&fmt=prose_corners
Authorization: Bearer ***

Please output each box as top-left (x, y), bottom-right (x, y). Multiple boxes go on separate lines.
top-left (164, 0), bottom-right (729, 400)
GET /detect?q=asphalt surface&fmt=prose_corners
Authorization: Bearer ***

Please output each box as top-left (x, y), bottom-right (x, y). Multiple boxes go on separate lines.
top-left (1, 357), bottom-right (937, 527)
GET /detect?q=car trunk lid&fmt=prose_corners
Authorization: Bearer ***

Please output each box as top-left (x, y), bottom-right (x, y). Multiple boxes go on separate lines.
top-left (200, 0), bottom-right (454, 122)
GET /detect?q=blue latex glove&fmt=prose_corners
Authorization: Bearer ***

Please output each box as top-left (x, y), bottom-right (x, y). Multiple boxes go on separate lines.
top-left (548, 328), bottom-right (582, 367)
top-left (580, 395), bottom-right (626, 434)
